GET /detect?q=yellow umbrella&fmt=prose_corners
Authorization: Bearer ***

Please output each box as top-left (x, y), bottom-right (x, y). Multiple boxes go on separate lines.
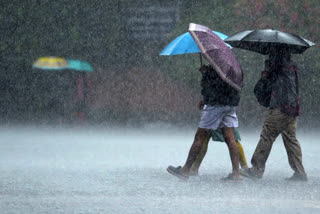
top-left (32, 56), bottom-right (69, 70)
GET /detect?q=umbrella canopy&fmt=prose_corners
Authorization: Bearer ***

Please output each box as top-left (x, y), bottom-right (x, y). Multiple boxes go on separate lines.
top-left (225, 29), bottom-right (315, 55)
top-left (66, 59), bottom-right (93, 72)
top-left (160, 31), bottom-right (230, 55)
top-left (189, 23), bottom-right (243, 91)
top-left (33, 57), bottom-right (69, 70)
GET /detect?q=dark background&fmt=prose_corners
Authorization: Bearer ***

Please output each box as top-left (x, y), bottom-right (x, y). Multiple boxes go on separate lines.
top-left (0, 0), bottom-right (319, 129)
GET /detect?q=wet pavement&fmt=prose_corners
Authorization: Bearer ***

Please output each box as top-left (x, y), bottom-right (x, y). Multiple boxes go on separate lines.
top-left (0, 126), bottom-right (319, 213)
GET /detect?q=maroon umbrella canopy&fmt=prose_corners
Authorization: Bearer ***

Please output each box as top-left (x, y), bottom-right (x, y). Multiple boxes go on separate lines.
top-left (189, 23), bottom-right (243, 91)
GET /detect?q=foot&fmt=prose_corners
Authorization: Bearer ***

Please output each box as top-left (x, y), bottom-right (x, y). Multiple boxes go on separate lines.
top-left (285, 172), bottom-right (308, 182)
top-left (241, 165), bottom-right (249, 170)
top-left (167, 165), bottom-right (189, 180)
top-left (221, 173), bottom-right (242, 181)
top-left (188, 169), bottom-right (199, 176)
top-left (240, 168), bottom-right (262, 179)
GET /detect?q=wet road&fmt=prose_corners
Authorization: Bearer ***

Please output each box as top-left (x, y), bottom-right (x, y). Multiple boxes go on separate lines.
top-left (0, 126), bottom-right (319, 213)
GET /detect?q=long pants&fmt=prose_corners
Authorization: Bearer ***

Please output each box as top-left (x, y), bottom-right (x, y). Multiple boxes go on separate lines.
top-left (251, 108), bottom-right (306, 177)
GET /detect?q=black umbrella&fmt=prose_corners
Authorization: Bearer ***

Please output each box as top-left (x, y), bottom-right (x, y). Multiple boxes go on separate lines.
top-left (225, 29), bottom-right (315, 55)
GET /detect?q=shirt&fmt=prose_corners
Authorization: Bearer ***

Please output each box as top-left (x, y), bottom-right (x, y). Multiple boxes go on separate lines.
top-left (268, 59), bottom-right (300, 116)
top-left (201, 65), bottom-right (240, 106)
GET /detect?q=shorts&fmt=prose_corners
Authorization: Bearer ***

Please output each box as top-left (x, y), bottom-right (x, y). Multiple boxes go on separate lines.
top-left (210, 127), bottom-right (242, 142)
top-left (199, 105), bottom-right (238, 130)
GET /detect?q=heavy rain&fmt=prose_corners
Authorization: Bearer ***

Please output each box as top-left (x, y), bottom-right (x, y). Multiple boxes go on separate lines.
top-left (1, 0), bottom-right (320, 213)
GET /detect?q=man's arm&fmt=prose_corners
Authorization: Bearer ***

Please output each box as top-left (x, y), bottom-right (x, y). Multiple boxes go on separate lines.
top-left (197, 100), bottom-right (204, 110)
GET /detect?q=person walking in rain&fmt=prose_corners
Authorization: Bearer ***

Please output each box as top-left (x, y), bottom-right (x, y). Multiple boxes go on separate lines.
top-left (167, 64), bottom-right (242, 180)
top-left (241, 48), bottom-right (308, 181)
top-left (189, 72), bottom-right (249, 176)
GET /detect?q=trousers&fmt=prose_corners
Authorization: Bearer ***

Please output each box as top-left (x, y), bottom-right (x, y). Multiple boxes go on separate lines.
top-left (251, 108), bottom-right (306, 177)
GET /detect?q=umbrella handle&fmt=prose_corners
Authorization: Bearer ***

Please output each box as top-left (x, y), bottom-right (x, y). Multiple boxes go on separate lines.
top-left (199, 53), bottom-right (203, 66)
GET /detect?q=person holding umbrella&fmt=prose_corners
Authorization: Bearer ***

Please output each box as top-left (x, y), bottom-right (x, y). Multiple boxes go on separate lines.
top-left (167, 63), bottom-right (242, 180)
top-left (188, 67), bottom-right (248, 176)
top-left (170, 67), bottom-right (248, 177)
top-left (167, 24), bottom-right (244, 181)
top-left (241, 48), bottom-right (307, 181)
top-left (160, 25), bottom-right (247, 178)
top-left (225, 29), bottom-right (314, 181)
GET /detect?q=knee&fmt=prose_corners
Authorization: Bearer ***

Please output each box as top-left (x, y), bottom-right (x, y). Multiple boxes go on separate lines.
top-left (261, 126), bottom-right (278, 141)
top-left (195, 129), bottom-right (210, 143)
top-left (224, 136), bottom-right (233, 144)
top-left (223, 132), bottom-right (236, 145)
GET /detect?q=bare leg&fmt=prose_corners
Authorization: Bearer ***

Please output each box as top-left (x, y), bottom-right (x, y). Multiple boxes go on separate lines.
top-left (190, 134), bottom-right (211, 175)
top-left (179, 128), bottom-right (211, 176)
top-left (190, 137), bottom-right (248, 175)
top-left (222, 127), bottom-right (240, 179)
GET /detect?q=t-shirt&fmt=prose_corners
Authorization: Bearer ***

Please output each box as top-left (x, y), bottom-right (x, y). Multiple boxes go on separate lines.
top-left (201, 65), bottom-right (240, 106)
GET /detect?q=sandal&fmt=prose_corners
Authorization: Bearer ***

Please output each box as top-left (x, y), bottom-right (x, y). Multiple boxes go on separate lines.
top-left (167, 165), bottom-right (189, 180)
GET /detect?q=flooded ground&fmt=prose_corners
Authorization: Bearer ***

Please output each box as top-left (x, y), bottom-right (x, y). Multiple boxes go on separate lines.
top-left (0, 125), bottom-right (319, 213)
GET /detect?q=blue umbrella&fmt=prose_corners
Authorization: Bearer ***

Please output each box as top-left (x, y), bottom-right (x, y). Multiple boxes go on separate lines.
top-left (160, 31), bottom-right (230, 56)
top-left (66, 59), bottom-right (93, 72)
